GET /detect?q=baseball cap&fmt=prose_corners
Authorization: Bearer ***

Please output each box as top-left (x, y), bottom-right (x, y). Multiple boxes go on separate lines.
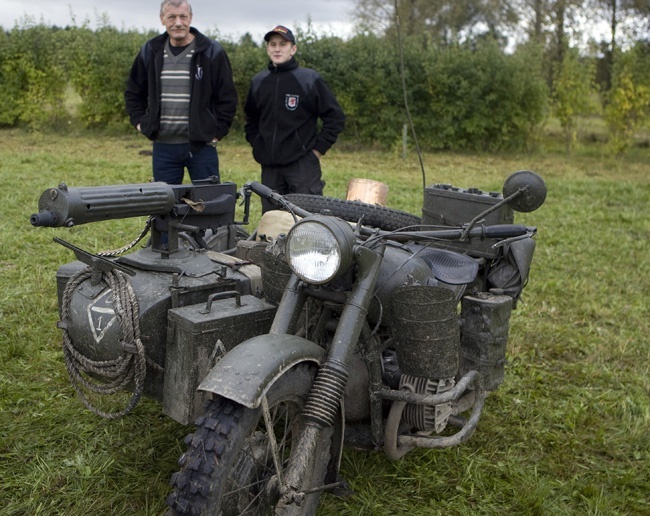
top-left (264, 25), bottom-right (296, 44)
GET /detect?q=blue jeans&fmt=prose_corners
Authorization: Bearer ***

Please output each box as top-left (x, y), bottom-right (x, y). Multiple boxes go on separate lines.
top-left (152, 142), bottom-right (219, 184)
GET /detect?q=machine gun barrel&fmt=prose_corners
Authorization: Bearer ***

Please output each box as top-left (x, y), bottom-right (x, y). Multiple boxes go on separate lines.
top-left (31, 183), bottom-right (177, 227)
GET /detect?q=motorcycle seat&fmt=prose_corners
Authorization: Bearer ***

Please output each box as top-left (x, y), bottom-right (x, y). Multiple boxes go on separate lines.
top-left (418, 247), bottom-right (479, 285)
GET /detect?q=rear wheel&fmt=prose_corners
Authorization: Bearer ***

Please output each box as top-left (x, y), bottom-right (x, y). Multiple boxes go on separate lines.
top-left (167, 363), bottom-right (333, 515)
top-left (284, 194), bottom-right (421, 231)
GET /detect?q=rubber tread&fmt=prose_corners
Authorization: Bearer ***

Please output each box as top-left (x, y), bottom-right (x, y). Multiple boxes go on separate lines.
top-left (284, 194), bottom-right (421, 232)
top-left (167, 397), bottom-right (239, 515)
top-left (167, 363), bottom-right (330, 515)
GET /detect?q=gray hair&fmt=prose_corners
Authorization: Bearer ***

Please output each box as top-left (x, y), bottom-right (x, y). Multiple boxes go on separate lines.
top-left (160, 0), bottom-right (192, 16)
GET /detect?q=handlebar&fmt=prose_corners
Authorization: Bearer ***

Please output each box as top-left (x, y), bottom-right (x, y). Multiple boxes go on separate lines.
top-left (246, 181), bottom-right (274, 200)
top-left (244, 181), bottom-right (536, 243)
top-left (244, 181), bottom-right (312, 219)
top-left (365, 224), bottom-right (534, 242)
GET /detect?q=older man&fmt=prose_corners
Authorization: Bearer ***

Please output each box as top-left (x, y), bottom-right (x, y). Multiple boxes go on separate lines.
top-left (125, 0), bottom-right (238, 184)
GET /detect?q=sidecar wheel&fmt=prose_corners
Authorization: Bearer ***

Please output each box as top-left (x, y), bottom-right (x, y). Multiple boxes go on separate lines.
top-left (167, 363), bottom-right (334, 515)
top-left (180, 224), bottom-right (250, 252)
top-left (284, 193), bottom-right (421, 231)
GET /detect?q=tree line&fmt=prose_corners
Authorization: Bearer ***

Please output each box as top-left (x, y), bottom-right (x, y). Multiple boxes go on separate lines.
top-left (0, 16), bottom-right (648, 155)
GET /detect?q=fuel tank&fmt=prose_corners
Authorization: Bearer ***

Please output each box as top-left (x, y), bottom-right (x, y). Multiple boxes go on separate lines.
top-left (368, 244), bottom-right (435, 326)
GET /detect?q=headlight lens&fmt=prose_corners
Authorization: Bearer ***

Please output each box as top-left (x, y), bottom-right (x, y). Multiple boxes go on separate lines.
top-left (286, 216), bottom-right (355, 284)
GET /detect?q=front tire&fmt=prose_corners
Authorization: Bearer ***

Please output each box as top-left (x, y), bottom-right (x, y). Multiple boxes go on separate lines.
top-left (167, 363), bottom-right (333, 515)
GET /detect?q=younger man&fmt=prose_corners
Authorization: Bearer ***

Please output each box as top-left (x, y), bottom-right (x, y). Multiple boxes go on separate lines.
top-left (244, 25), bottom-right (345, 212)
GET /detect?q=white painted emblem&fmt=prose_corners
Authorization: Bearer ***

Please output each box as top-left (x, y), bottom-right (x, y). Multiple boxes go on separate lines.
top-left (87, 289), bottom-right (117, 344)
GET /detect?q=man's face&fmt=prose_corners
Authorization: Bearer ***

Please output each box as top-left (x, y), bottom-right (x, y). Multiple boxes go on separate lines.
top-left (266, 34), bottom-right (296, 65)
top-left (161, 3), bottom-right (193, 46)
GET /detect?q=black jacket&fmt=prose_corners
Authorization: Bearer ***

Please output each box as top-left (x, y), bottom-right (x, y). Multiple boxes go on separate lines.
top-left (124, 28), bottom-right (238, 147)
top-left (244, 58), bottom-right (345, 166)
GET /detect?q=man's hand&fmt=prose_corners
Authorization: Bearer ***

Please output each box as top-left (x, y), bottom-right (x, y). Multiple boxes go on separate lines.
top-left (312, 149), bottom-right (322, 159)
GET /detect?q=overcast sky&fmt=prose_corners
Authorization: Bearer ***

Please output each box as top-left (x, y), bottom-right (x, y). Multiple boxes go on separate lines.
top-left (0, 0), bottom-right (357, 41)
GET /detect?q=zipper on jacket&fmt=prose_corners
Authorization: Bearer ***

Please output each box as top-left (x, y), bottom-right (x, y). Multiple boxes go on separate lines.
top-left (271, 70), bottom-right (279, 163)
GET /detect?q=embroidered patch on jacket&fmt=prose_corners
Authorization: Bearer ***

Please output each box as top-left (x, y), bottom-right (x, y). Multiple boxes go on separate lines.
top-left (285, 94), bottom-right (299, 111)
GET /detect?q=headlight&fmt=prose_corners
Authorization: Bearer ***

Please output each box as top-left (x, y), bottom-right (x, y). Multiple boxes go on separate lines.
top-left (286, 215), bottom-right (355, 284)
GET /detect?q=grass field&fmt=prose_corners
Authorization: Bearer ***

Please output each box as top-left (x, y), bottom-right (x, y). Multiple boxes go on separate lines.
top-left (0, 128), bottom-right (648, 515)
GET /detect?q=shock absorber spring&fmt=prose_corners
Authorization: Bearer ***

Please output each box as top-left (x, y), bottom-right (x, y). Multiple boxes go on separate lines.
top-left (303, 359), bottom-right (348, 428)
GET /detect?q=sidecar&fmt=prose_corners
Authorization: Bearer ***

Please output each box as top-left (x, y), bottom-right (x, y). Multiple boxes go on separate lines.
top-left (45, 182), bottom-right (275, 423)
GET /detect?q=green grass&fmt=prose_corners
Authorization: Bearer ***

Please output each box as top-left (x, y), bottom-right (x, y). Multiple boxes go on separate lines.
top-left (1, 128), bottom-right (648, 515)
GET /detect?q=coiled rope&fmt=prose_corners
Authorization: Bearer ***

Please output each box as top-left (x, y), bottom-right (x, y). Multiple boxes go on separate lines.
top-left (59, 266), bottom-right (160, 418)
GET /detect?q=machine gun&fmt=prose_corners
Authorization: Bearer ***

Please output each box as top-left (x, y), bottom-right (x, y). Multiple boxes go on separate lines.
top-left (30, 177), bottom-right (248, 256)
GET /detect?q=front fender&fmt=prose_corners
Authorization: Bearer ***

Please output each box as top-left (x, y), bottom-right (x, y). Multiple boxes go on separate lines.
top-left (198, 334), bottom-right (325, 409)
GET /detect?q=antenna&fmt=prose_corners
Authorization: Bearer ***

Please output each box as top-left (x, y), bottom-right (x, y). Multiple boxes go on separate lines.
top-left (394, 0), bottom-right (427, 192)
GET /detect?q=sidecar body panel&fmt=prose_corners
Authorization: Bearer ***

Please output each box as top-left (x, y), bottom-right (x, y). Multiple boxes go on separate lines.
top-left (198, 334), bottom-right (325, 408)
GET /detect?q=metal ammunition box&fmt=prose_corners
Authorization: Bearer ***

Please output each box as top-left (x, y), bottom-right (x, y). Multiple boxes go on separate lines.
top-left (422, 184), bottom-right (514, 258)
top-left (163, 293), bottom-right (276, 425)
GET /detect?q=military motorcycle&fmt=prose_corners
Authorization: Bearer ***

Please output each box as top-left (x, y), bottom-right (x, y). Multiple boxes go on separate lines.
top-left (31, 170), bottom-right (546, 515)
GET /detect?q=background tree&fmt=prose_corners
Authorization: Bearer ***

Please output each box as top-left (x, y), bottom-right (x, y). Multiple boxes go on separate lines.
top-left (0, 24), bottom-right (67, 129)
top-left (515, 0), bottom-right (587, 78)
top-left (525, 0), bottom-right (550, 44)
top-left (551, 47), bottom-right (598, 153)
top-left (64, 23), bottom-right (151, 131)
top-left (588, 0), bottom-right (650, 90)
top-left (0, 12), bottom-right (646, 156)
top-left (604, 42), bottom-right (650, 155)
top-left (422, 40), bottom-right (548, 151)
top-left (353, 0), bottom-right (519, 46)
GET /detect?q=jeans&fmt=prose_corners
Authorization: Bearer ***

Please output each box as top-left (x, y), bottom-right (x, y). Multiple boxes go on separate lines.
top-left (152, 142), bottom-right (219, 184)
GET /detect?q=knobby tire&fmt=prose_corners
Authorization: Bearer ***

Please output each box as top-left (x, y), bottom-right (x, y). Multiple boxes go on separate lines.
top-left (167, 363), bottom-right (332, 515)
